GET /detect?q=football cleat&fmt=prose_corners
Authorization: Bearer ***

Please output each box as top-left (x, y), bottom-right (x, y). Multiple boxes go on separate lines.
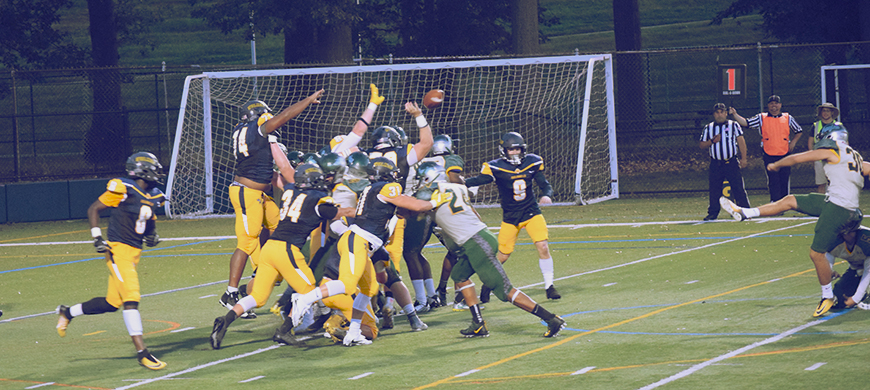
top-left (270, 302), bottom-right (283, 318)
top-left (719, 197), bottom-right (746, 221)
top-left (460, 321), bottom-right (489, 338)
top-left (342, 328), bottom-right (372, 346)
top-left (219, 291), bottom-right (240, 310)
top-left (453, 302), bottom-right (470, 311)
top-left (289, 293), bottom-right (310, 327)
top-left (239, 309), bottom-right (257, 319)
top-left (437, 289), bottom-right (448, 309)
top-left (272, 329), bottom-right (305, 347)
top-left (857, 302), bottom-right (870, 310)
top-left (303, 310), bottom-right (333, 334)
top-left (479, 286), bottom-right (491, 303)
top-left (546, 285), bottom-right (562, 300)
top-left (414, 300), bottom-right (430, 314)
top-left (427, 295), bottom-right (442, 309)
top-left (544, 316), bottom-right (566, 337)
top-left (409, 314), bottom-right (429, 331)
top-left (56, 305), bottom-right (70, 337)
top-left (210, 317), bottom-right (228, 350)
top-left (381, 306), bottom-right (394, 330)
top-left (137, 350), bottom-right (167, 370)
top-left (813, 298), bottom-right (835, 317)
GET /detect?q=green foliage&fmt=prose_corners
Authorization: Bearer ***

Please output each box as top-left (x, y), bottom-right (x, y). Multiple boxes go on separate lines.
top-left (0, 0), bottom-right (89, 69)
top-left (712, 0), bottom-right (862, 43)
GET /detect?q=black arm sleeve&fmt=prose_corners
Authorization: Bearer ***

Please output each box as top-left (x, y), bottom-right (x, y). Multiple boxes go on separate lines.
top-left (534, 171), bottom-right (554, 198)
top-left (316, 204), bottom-right (339, 220)
top-left (464, 174), bottom-right (493, 187)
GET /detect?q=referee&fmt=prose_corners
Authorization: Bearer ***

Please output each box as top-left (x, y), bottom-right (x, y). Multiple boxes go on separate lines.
top-left (700, 103), bottom-right (750, 220)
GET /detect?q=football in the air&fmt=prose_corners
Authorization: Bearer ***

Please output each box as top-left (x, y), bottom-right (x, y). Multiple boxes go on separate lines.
top-left (423, 89), bottom-right (445, 109)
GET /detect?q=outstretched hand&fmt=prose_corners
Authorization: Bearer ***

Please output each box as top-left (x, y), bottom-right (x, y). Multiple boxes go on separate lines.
top-left (405, 102), bottom-right (422, 117)
top-left (309, 89), bottom-right (325, 104)
top-left (370, 84), bottom-right (385, 105)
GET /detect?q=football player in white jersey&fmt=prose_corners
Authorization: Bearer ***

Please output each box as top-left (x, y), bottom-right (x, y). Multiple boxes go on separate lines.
top-left (721, 128), bottom-right (870, 317)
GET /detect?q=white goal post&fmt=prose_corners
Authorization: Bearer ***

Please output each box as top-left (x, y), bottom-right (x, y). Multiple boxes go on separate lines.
top-left (166, 55), bottom-right (618, 218)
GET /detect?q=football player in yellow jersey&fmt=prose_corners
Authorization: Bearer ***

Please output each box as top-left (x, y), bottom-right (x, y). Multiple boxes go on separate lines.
top-left (290, 156), bottom-right (450, 346)
top-left (465, 132), bottom-right (560, 301)
top-left (221, 90), bottom-right (325, 313)
top-left (56, 152), bottom-right (168, 370)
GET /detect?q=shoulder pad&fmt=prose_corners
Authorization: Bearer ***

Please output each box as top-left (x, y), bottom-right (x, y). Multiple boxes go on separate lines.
top-left (107, 178), bottom-right (129, 193)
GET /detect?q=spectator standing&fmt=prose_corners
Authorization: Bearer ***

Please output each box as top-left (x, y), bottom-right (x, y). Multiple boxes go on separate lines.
top-left (808, 102), bottom-right (845, 194)
top-left (700, 103), bottom-right (750, 220)
top-left (731, 95), bottom-right (802, 201)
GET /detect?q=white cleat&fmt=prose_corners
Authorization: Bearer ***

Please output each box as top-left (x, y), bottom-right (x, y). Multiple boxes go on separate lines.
top-left (289, 293), bottom-right (310, 328)
top-left (719, 196), bottom-right (746, 221)
top-left (342, 328), bottom-right (372, 346)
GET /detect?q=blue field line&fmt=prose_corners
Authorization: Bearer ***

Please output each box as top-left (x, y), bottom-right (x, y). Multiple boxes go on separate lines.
top-left (0, 238), bottom-right (229, 274)
top-left (551, 298), bottom-right (860, 337)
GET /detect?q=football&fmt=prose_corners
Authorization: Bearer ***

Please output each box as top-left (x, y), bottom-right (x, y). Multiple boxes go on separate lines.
top-left (423, 89), bottom-right (445, 109)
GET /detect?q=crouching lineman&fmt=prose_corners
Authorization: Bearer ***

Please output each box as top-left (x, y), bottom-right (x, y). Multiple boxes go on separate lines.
top-left (210, 160), bottom-right (354, 349)
top-left (414, 162), bottom-right (566, 338)
top-left (289, 156), bottom-right (450, 346)
top-left (56, 152), bottom-right (168, 370)
top-left (826, 225), bottom-right (870, 309)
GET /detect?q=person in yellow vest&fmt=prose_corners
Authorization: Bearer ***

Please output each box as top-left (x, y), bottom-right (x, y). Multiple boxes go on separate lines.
top-left (731, 95), bottom-right (803, 202)
top-left (807, 102), bottom-right (845, 194)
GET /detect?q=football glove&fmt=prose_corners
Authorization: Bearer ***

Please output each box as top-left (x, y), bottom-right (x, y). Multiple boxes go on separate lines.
top-left (370, 84), bottom-right (385, 105)
top-left (94, 236), bottom-right (109, 253)
top-left (429, 189), bottom-right (453, 208)
top-left (144, 233), bottom-right (160, 247)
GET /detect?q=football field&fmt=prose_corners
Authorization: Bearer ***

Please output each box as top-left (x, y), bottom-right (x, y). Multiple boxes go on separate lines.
top-left (2, 194), bottom-right (869, 390)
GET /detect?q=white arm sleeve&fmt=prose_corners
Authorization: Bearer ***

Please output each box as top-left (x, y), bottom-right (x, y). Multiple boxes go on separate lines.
top-left (330, 219), bottom-right (350, 236)
top-left (406, 147), bottom-right (420, 166)
top-left (825, 252), bottom-right (835, 266)
top-left (851, 258), bottom-right (870, 303)
top-left (334, 131), bottom-right (363, 154)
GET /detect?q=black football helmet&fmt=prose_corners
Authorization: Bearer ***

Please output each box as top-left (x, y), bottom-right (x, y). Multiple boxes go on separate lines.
top-left (368, 157), bottom-right (399, 182)
top-left (498, 131), bottom-right (526, 165)
top-left (395, 127), bottom-right (409, 146)
top-left (432, 134), bottom-right (453, 156)
top-left (371, 126), bottom-right (402, 150)
top-left (318, 152), bottom-right (346, 186)
top-left (294, 163), bottom-right (328, 190)
top-left (241, 100), bottom-right (271, 122)
top-left (126, 151), bottom-right (165, 184)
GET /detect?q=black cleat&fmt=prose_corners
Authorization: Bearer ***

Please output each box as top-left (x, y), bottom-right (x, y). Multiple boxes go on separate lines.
top-left (460, 320), bottom-right (489, 338)
top-left (219, 291), bottom-right (240, 310)
top-left (210, 317), bottom-right (228, 349)
top-left (546, 285), bottom-right (561, 300)
top-left (543, 316), bottom-right (566, 337)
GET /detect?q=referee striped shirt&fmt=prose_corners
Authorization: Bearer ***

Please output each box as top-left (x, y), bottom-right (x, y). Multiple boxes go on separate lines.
top-left (700, 120), bottom-right (743, 160)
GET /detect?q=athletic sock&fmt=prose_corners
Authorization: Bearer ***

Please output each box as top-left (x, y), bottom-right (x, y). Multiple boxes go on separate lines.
top-left (531, 304), bottom-right (556, 321)
top-left (539, 257), bottom-right (554, 288)
top-left (424, 279), bottom-right (436, 298)
top-left (411, 279), bottom-right (426, 304)
top-left (469, 304), bottom-right (484, 323)
top-left (226, 286), bottom-right (239, 294)
top-left (821, 283), bottom-right (834, 299)
top-left (744, 208), bottom-right (761, 218)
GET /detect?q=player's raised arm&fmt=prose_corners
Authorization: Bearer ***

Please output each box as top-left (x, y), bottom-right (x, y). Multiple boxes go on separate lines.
top-left (262, 89), bottom-right (325, 134)
top-left (406, 102), bottom-right (433, 162)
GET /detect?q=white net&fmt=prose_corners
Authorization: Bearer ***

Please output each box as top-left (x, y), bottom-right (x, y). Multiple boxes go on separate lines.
top-left (167, 55), bottom-right (617, 218)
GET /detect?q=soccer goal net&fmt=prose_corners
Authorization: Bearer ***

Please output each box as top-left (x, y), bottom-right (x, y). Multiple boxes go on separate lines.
top-left (166, 55), bottom-right (617, 218)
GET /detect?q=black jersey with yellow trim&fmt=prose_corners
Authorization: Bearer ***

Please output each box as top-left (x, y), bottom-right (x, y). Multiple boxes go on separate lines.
top-left (367, 144), bottom-right (414, 190)
top-left (232, 113), bottom-right (275, 184)
top-left (480, 154), bottom-right (546, 225)
top-left (352, 181), bottom-right (402, 238)
top-left (270, 183), bottom-right (339, 247)
top-left (100, 177), bottom-right (166, 249)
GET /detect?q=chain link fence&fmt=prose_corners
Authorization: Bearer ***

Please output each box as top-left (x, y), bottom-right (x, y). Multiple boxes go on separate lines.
top-left (1, 42), bottom-right (868, 197)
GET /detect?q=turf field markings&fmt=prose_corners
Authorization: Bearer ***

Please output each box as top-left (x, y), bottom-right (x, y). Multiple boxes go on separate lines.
top-left (685, 280), bottom-right (699, 284)
top-left (638, 312), bottom-right (846, 390)
top-left (602, 282), bottom-right (617, 287)
top-left (170, 327), bottom-right (195, 333)
top-left (115, 344), bottom-right (281, 389)
top-left (83, 330), bottom-right (106, 336)
top-left (415, 221), bottom-right (815, 390)
top-left (571, 367), bottom-right (595, 375)
top-left (348, 372), bottom-right (374, 380)
top-left (804, 362), bottom-right (826, 371)
top-left (199, 294), bottom-right (218, 299)
top-left (24, 382), bottom-right (56, 389)
top-left (454, 369), bottom-right (480, 377)
top-left (238, 376), bottom-right (265, 383)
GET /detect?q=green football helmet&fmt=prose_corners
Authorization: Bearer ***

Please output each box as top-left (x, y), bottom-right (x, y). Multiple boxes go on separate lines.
top-left (318, 152), bottom-right (346, 186)
top-left (432, 134), bottom-right (453, 156)
top-left (300, 152), bottom-right (321, 167)
top-left (395, 127), bottom-right (409, 146)
top-left (415, 161), bottom-right (446, 190)
top-left (286, 150), bottom-right (304, 168)
top-left (126, 151), bottom-right (165, 184)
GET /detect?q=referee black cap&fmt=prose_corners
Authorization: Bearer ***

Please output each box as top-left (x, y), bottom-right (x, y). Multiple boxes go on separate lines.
top-left (767, 95), bottom-right (781, 103)
top-left (713, 103), bottom-right (727, 112)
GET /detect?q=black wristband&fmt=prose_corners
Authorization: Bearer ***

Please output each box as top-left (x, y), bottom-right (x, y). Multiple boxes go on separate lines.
top-left (358, 117), bottom-right (370, 126)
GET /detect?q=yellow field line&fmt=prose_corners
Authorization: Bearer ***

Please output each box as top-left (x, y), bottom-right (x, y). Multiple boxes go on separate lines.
top-left (414, 267), bottom-right (818, 390)
top-left (0, 229), bottom-right (89, 243)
